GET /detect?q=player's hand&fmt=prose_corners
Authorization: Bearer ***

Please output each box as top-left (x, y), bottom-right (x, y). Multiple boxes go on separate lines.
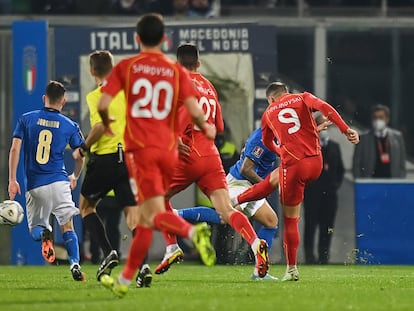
top-left (8, 180), bottom-right (21, 201)
top-left (203, 123), bottom-right (217, 140)
top-left (177, 137), bottom-right (191, 157)
top-left (345, 128), bottom-right (359, 144)
top-left (68, 174), bottom-right (78, 190)
top-left (317, 120), bottom-right (333, 132)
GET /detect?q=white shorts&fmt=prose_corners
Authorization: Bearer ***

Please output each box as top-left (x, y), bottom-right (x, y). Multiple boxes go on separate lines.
top-left (26, 181), bottom-right (79, 232)
top-left (226, 173), bottom-right (267, 218)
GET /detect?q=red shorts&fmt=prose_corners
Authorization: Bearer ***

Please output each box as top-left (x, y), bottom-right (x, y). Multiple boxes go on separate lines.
top-left (279, 155), bottom-right (322, 206)
top-left (125, 147), bottom-right (178, 203)
top-left (168, 152), bottom-right (227, 198)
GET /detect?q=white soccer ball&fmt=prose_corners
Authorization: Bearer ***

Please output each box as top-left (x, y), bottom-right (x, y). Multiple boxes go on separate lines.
top-left (0, 200), bottom-right (24, 226)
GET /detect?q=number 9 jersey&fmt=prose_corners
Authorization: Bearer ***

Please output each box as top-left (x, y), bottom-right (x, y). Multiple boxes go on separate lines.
top-left (12, 107), bottom-right (84, 191)
top-left (261, 92), bottom-right (349, 164)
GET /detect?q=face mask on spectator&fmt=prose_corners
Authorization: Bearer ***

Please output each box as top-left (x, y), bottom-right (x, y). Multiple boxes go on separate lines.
top-left (372, 119), bottom-right (386, 132)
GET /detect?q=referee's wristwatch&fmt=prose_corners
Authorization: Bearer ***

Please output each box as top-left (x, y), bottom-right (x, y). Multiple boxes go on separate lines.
top-left (79, 142), bottom-right (89, 158)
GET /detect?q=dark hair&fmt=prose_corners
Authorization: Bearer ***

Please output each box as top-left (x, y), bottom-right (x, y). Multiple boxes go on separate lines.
top-left (136, 13), bottom-right (164, 47)
top-left (45, 81), bottom-right (65, 104)
top-left (89, 50), bottom-right (113, 78)
top-left (372, 104), bottom-right (390, 118)
top-left (266, 81), bottom-right (288, 98)
top-left (176, 43), bottom-right (199, 70)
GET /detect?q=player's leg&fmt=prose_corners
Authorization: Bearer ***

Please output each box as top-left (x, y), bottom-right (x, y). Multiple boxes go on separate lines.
top-left (178, 206), bottom-right (222, 224)
top-left (26, 186), bottom-right (55, 263)
top-left (281, 156), bottom-right (322, 282)
top-left (60, 219), bottom-right (85, 281)
top-left (51, 181), bottom-right (85, 281)
top-left (154, 200), bottom-right (184, 275)
top-left (209, 189), bottom-right (269, 278)
top-left (235, 168), bottom-right (279, 205)
top-left (241, 200), bottom-right (278, 280)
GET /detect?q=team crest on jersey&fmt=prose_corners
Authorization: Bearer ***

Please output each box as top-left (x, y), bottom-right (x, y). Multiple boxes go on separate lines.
top-left (252, 146), bottom-right (264, 158)
top-left (23, 46), bottom-right (37, 94)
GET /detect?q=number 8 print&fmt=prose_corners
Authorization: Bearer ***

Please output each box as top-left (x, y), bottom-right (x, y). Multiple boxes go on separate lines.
top-left (36, 129), bottom-right (52, 164)
top-left (278, 108), bottom-right (301, 134)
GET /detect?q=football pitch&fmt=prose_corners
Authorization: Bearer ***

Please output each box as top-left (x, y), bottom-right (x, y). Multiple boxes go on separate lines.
top-left (0, 263), bottom-right (413, 311)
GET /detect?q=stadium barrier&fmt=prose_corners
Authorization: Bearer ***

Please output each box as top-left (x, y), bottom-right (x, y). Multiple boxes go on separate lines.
top-left (355, 179), bottom-right (414, 265)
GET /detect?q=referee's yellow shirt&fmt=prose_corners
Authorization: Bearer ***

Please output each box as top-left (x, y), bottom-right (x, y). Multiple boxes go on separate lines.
top-left (86, 86), bottom-right (126, 155)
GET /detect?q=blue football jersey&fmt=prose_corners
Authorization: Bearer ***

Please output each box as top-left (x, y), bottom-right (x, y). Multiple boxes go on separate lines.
top-left (229, 128), bottom-right (278, 181)
top-left (13, 107), bottom-right (84, 190)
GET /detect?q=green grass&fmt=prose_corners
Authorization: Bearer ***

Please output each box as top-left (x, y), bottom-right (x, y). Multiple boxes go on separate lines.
top-left (0, 263), bottom-right (414, 311)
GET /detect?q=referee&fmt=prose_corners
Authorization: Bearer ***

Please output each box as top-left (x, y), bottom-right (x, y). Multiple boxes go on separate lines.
top-left (75, 51), bottom-right (151, 287)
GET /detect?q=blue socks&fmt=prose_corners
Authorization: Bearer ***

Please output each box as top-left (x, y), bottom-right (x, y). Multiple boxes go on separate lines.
top-left (30, 226), bottom-right (44, 241)
top-left (257, 226), bottom-right (278, 250)
top-left (178, 206), bottom-right (221, 224)
top-left (63, 231), bottom-right (80, 266)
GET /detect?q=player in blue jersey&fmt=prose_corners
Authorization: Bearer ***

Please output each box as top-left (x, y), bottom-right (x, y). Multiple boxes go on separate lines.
top-left (162, 127), bottom-right (279, 280)
top-left (8, 81), bottom-right (86, 281)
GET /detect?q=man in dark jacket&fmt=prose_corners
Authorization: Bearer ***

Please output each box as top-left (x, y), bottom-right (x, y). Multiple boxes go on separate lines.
top-left (303, 116), bottom-right (345, 264)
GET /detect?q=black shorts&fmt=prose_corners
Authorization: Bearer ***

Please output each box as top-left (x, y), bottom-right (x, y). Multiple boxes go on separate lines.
top-left (81, 152), bottom-right (136, 208)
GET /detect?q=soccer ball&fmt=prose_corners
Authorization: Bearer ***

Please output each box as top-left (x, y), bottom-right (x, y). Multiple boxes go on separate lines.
top-left (0, 200), bottom-right (24, 226)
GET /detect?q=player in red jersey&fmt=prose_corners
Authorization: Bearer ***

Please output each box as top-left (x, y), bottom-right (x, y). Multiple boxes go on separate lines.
top-left (155, 43), bottom-right (271, 280)
top-left (97, 14), bottom-right (217, 297)
top-left (233, 82), bottom-right (358, 281)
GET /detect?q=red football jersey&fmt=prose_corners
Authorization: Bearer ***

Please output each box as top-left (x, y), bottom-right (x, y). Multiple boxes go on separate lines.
top-left (262, 92), bottom-right (349, 163)
top-left (179, 72), bottom-right (224, 157)
top-left (101, 51), bottom-right (198, 151)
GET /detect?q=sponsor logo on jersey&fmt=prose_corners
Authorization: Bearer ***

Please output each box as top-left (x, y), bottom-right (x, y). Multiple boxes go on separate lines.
top-left (252, 146), bottom-right (264, 158)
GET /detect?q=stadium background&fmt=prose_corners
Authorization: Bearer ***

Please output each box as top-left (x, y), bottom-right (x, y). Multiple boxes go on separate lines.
top-left (1, 0), bottom-right (414, 266)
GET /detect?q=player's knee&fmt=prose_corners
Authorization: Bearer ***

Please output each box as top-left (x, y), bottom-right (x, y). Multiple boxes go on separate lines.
top-left (262, 214), bottom-right (278, 227)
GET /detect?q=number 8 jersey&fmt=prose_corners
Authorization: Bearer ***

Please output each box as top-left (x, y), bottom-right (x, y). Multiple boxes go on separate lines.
top-left (12, 107), bottom-right (84, 191)
top-left (261, 92), bottom-right (349, 164)
top-left (102, 51), bottom-right (199, 152)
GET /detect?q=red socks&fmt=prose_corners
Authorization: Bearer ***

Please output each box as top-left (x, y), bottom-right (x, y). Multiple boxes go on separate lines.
top-left (153, 212), bottom-right (193, 238)
top-left (283, 216), bottom-right (300, 266)
top-left (237, 174), bottom-right (276, 205)
top-left (162, 231), bottom-right (178, 246)
top-left (229, 211), bottom-right (257, 245)
top-left (122, 226), bottom-right (153, 280)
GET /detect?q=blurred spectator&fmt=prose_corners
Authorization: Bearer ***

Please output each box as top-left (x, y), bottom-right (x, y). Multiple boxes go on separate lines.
top-left (31, 0), bottom-right (76, 14)
top-left (189, 0), bottom-right (215, 17)
top-left (303, 115), bottom-right (344, 264)
top-left (76, 0), bottom-right (112, 14)
top-left (112, 0), bottom-right (147, 14)
top-left (171, 0), bottom-right (190, 16)
top-left (352, 104), bottom-right (406, 178)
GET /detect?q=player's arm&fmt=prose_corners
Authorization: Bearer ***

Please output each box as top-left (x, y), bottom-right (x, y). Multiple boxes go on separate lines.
top-left (240, 157), bottom-right (263, 184)
top-left (8, 138), bottom-right (22, 200)
top-left (261, 114), bottom-right (279, 154)
top-left (98, 93), bottom-right (115, 136)
top-left (303, 92), bottom-right (359, 144)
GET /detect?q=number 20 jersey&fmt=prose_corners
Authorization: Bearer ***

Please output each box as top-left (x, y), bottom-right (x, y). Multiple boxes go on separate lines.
top-left (12, 108), bottom-right (84, 191)
top-left (102, 51), bottom-right (198, 152)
